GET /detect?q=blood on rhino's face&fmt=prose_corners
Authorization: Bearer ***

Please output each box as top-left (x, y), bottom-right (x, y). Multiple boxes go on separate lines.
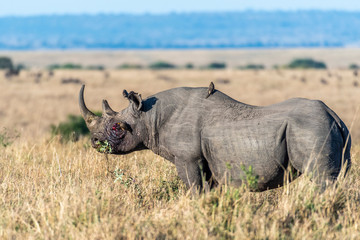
top-left (79, 85), bottom-right (145, 154)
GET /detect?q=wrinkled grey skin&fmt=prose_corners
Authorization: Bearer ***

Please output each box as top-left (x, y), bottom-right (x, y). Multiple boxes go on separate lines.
top-left (79, 84), bottom-right (351, 192)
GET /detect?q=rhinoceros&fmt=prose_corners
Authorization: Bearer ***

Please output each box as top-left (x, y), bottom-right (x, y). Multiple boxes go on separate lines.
top-left (79, 83), bottom-right (351, 192)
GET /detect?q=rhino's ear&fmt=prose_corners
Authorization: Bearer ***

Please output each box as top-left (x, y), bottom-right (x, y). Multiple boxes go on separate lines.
top-left (123, 90), bottom-right (143, 114)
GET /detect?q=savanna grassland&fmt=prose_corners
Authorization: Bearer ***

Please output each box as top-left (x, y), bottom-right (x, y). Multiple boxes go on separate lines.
top-left (1, 50), bottom-right (360, 239)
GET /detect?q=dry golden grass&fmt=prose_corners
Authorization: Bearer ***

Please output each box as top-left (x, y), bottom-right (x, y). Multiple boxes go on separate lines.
top-left (1, 55), bottom-right (360, 239)
top-left (0, 138), bottom-right (360, 239)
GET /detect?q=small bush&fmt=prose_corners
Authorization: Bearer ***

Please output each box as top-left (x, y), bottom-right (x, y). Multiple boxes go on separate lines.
top-left (15, 64), bottom-right (26, 71)
top-left (61, 63), bottom-right (83, 69)
top-left (0, 57), bottom-right (13, 70)
top-left (0, 128), bottom-right (19, 147)
top-left (149, 61), bottom-right (176, 70)
top-left (48, 63), bottom-right (83, 70)
top-left (238, 64), bottom-right (265, 70)
top-left (117, 63), bottom-right (143, 69)
top-left (184, 63), bottom-right (194, 69)
top-left (349, 63), bottom-right (359, 70)
top-left (50, 112), bottom-right (101, 142)
top-left (286, 58), bottom-right (327, 69)
top-left (272, 64), bottom-right (280, 69)
top-left (47, 64), bottom-right (60, 70)
top-left (206, 62), bottom-right (226, 69)
top-left (86, 65), bottom-right (105, 70)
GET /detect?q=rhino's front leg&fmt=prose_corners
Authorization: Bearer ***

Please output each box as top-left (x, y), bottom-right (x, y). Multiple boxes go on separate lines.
top-left (175, 157), bottom-right (203, 194)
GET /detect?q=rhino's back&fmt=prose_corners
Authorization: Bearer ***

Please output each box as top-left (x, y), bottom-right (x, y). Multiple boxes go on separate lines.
top-left (200, 96), bottom-right (345, 189)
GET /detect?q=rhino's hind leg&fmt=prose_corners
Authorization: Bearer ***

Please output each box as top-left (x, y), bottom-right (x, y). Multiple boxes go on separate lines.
top-left (287, 114), bottom-right (349, 191)
top-left (199, 157), bottom-right (218, 190)
top-left (304, 157), bottom-right (341, 191)
top-left (292, 143), bottom-right (344, 191)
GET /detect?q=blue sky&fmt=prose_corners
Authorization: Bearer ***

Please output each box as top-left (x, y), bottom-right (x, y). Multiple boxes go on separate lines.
top-left (1, 0), bottom-right (360, 16)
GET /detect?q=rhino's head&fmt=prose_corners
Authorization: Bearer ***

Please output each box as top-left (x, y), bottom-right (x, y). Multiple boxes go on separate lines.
top-left (79, 85), bottom-right (147, 154)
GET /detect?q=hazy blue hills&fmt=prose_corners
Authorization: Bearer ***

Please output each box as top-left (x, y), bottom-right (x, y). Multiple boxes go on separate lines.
top-left (0, 11), bottom-right (360, 49)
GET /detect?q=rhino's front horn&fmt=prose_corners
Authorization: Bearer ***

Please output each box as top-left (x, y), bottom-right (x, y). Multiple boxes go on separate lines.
top-left (79, 85), bottom-right (99, 125)
top-left (102, 99), bottom-right (117, 116)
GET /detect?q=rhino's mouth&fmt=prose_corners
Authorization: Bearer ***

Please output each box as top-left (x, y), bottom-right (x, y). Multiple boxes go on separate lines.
top-left (96, 140), bottom-right (113, 153)
top-left (94, 122), bottom-right (128, 154)
top-left (96, 136), bottom-right (126, 154)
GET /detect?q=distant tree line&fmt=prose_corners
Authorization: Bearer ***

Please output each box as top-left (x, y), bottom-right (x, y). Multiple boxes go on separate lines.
top-left (46, 61), bottom-right (232, 70)
top-left (1, 56), bottom-right (357, 72)
top-left (114, 58), bottom-right (330, 70)
top-left (47, 63), bottom-right (105, 70)
top-left (43, 58), bottom-right (359, 71)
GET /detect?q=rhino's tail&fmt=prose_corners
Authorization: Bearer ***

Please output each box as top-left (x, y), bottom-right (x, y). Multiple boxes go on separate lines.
top-left (325, 105), bottom-right (351, 176)
top-left (340, 121), bottom-right (351, 176)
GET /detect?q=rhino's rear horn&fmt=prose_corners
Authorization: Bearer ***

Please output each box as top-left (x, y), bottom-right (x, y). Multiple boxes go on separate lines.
top-left (79, 85), bottom-right (99, 124)
top-left (102, 99), bottom-right (117, 116)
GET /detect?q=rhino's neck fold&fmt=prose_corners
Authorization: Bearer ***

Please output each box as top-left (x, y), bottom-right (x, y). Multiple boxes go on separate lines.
top-left (140, 94), bottom-right (178, 161)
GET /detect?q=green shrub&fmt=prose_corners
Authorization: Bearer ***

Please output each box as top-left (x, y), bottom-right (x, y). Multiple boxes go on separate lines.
top-left (272, 64), bottom-right (280, 69)
top-left (47, 64), bottom-right (60, 70)
top-left (0, 128), bottom-right (19, 147)
top-left (149, 61), bottom-right (176, 69)
top-left (286, 58), bottom-right (327, 69)
top-left (86, 65), bottom-right (105, 70)
top-left (0, 57), bottom-right (13, 70)
top-left (184, 63), bottom-right (194, 69)
top-left (50, 112), bottom-right (101, 142)
top-left (238, 64), bottom-right (265, 70)
top-left (206, 62), bottom-right (226, 69)
top-left (15, 63), bottom-right (26, 71)
top-left (62, 63), bottom-right (83, 69)
top-left (117, 63), bottom-right (143, 69)
top-left (349, 63), bottom-right (359, 70)
top-left (48, 63), bottom-right (83, 70)
top-left (240, 165), bottom-right (259, 190)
